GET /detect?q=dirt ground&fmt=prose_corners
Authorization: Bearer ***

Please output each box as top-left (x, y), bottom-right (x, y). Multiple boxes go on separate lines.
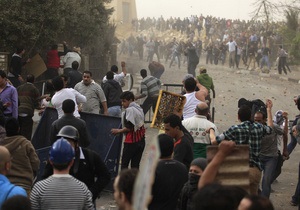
top-left (96, 51), bottom-right (300, 210)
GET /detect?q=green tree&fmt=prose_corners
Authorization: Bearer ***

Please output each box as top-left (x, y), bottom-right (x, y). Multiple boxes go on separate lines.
top-left (0, 0), bottom-right (113, 55)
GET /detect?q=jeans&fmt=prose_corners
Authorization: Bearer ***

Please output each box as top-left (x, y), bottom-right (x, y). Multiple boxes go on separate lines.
top-left (260, 155), bottom-right (278, 198)
top-left (291, 162), bottom-right (300, 204)
top-left (188, 61), bottom-right (199, 77)
top-left (260, 55), bottom-right (270, 69)
top-left (108, 106), bottom-right (121, 117)
top-left (229, 51), bottom-right (235, 68)
top-left (169, 52), bottom-right (180, 68)
top-left (288, 133), bottom-right (297, 155)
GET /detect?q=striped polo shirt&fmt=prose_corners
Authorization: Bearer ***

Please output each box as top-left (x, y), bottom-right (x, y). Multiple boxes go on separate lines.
top-left (140, 76), bottom-right (161, 97)
top-left (30, 174), bottom-right (94, 210)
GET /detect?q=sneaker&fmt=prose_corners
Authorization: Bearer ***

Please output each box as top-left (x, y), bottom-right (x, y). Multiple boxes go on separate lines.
top-left (290, 201), bottom-right (298, 206)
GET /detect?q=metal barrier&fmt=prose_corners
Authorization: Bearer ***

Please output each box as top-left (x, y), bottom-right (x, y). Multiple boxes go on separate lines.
top-left (32, 108), bottom-right (123, 191)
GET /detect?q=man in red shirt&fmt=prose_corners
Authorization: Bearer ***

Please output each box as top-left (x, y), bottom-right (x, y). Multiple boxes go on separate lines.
top-left (46, 44), bottom-right (60, 79)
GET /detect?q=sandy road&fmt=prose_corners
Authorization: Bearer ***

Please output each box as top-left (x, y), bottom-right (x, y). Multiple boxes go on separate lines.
top-left (97, 54), bottom-right (300, 210)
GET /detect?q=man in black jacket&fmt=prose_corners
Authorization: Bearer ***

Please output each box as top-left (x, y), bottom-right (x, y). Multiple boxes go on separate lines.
top-left (102, 71), bottom-right (123, 117)
top-left (9, 46), bottom-right (30, 87)
top-left (43, 125), bottom-right (111, 202)
top-left (67, 61), bottom-right (82, 88)
top-left (50, 99), bottom-right (90, 147)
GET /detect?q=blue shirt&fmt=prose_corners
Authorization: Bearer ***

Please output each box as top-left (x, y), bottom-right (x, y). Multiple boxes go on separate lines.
top-left (0, 174), bottom-right (27, 207)
top-left (0, 82), bottom-right (18, 119)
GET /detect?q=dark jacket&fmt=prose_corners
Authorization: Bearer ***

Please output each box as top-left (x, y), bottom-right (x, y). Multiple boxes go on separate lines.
top-left (42, 147), bottom-right (111, 201)
top-left (50, 113), bottom-right (90, 147)
top-left (10, 54), bottom-right (25, 77)
top-left (102, 80), bottom-right (122, 108)
top-left (67, 69), bottom-right (82, 88)
top-left (177, 173), bottom-right (200, 210)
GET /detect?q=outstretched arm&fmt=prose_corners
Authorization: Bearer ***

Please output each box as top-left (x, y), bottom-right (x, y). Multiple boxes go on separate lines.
top-left (121, 61), bottom-right (127, 76)
top-left (266, 99), bottom-right (273, 127)
top-left (195, 79), bottom-right (208, 102)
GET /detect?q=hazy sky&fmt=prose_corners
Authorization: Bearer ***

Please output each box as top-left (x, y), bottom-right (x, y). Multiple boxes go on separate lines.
top-left (135, 0), bottom-right (282, 21)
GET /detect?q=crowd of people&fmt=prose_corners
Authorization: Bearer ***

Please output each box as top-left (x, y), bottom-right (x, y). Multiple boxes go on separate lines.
top-left (1, 46), bottom-right (299, 209)
top-left (0, 14), bottom-right (297, 210)
top-left (120, 15), bottom-right (290, 75)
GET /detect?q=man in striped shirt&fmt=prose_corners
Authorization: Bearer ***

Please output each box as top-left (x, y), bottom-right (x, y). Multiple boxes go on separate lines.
top-left (30, 138), bottom-right (94, 210)
top-left (135, 69), bottom-right (161, 115)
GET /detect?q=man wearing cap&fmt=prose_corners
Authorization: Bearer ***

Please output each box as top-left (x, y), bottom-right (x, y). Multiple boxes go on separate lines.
top-left (196, 67), bottom-right (214, 105)
top-left (178, 157), bottom-right (207, 210)
top-left (31, 138), bottom-right (94, 210)
top-left (148, 134), bottom-right (188, 210)
top-left (44, 126), bottom-right (111, 203)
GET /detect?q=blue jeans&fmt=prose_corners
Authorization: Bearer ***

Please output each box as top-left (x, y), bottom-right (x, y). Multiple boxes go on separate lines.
top-left (108, 106), bottom-right (121, 117)
top-left (260, 155), bottom-right (278, 198)
top-left (260, 55), bottom-right (270, 69)
top-left (291, 162), bottom-right (300, 204)
top-left (288, 133), bottom-right (297, 155)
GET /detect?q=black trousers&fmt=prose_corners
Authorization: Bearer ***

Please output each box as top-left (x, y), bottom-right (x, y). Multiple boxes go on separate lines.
top-left (141, 96), bottom-right (158, 115)
top-left (18, 115), bottom-right (33, 140)
top-left (121, 139), bottom-right (145, 170)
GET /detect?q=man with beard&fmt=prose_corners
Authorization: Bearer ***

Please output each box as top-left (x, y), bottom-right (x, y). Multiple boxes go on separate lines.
top-left (74, 71), bottom-right (108, 115)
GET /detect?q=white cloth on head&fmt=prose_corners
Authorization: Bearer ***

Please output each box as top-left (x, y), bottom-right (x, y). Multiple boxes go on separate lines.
top-left (123, 102), bottom-right (144, 131)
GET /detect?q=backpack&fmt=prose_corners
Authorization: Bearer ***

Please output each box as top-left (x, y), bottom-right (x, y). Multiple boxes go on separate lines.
top-left (238, 98), bottom-right (267, 121)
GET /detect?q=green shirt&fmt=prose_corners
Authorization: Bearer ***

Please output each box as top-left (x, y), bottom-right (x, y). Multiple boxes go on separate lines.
top-left (197, 73), bottom-right (214, 92)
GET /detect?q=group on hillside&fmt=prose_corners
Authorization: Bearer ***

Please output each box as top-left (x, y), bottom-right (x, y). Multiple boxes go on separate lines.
top-left (123, 14), bottom-right (291, 75)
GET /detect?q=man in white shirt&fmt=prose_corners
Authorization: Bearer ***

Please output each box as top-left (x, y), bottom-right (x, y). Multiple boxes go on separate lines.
top-left (182, 103), bottom-right (218, 158)
top-left (103, 61), bottom-right (127, 87)
top-left (51, 76), bottom-right (86, 118)
top-left (226, 37), bottom-right (237, 68)
top-left (63, 47), bottom-right (81, 75)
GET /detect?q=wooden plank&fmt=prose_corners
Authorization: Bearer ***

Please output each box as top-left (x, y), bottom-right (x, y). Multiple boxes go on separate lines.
top-left (206, 145), bottom-right (250, 193)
